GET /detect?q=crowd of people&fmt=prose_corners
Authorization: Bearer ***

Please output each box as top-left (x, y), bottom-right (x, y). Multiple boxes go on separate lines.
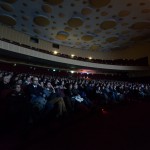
top-left (0, 70), bottom-right (150, 128)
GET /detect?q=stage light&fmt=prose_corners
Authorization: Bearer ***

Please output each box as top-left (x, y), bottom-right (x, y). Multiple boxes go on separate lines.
top-left (53, 51), bottom-right (58, 54)
top-left (71, 54), bottom-right (75, 58)
top-left (89, 57), bottom-right (92, 60)
top-left (53, 69), bottom-right (56, 72)
top-left (70, 70), bottom-right (75, 74)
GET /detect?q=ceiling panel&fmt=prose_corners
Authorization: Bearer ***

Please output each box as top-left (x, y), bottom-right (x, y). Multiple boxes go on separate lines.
top-left (0, 0), bottom-right (150, 51)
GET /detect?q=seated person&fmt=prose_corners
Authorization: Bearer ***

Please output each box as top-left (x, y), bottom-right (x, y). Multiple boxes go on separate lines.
top-left (43, 81), bottom-right (67, 118)
top-left (27, 77), bottom-right (46, 111)
top-left (72, 84), bottom-right (92, 107)
top-left (64, 83), bottom-right (75, 112)
top-left (0, 75), bottom-right (12, 99)
top-left (0, 75), bottom-right (12, 117)
top-left (6, 84), bottom-right (29, 125)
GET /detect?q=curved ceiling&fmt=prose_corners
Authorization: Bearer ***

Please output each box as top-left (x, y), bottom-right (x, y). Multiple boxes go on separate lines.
top-left (0, 0), bottom-right (150, 51)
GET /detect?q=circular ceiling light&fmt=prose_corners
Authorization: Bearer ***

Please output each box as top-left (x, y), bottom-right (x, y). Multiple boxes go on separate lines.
top-left (56, 31), bottom-right (69, 40)
top-left (89, 0), bottom-right (111, 8)
top-left (42, 4), bottom-right (52, 13)
top-left (81, 7), bottom-right (92, 16)
top-left (0, 2), bottom-right (14, 12)
top-left (67, 17), bottom-right (83, 28)
top-left (130, 22), bottom-right (150, 30)
top-left (64, 27), bottom-right (72, 32)
top-left (90, 44), bottom-right (101, 50)
top-left (43, 0), bottom-right (63, 5)
top-left (118, 10), bottom-right (130, 17)
top-left (106, 37), bottom-right (118, 42)
top-left (33, 15), bottom-right (50, 26)
top-left (81, 34), bottom-right (94, 41)
top-left (0, 14), bottom-right (16, 26)
top-left (100, 20), bottom-right (117, 30)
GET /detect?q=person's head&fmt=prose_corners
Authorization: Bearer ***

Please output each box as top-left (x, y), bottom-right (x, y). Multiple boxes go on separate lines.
top-left (26, 76), bottom-right (31, 82)
top-left (61, 81), bottom-right (65, 85)
top-left (14, 76), bottom-right (19, 81)
top-left (69, 84), bottom-right (72, 89)
top-left (97, 86), bottom-right (101, 90)
top-left (3, 76), bottom-right (10, 84)
top-left (33, 77), bottom-right (39, 85)
top-left (46, 81), bottom-right (52, 88)
top-left (15, 84), bottom-right (21, 93)
top-left (74, 84), bottom-right (78, 89)
top-left (17, 79), bottom-right (23, 85)
top-left (40, 81), bottom-right (44, 88)
top-left (55, 79), bottom-right (59, 85)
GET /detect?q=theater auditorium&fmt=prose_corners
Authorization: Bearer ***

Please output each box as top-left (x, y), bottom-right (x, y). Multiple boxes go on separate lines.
top-left (0, 0), bottom-right (150, 150)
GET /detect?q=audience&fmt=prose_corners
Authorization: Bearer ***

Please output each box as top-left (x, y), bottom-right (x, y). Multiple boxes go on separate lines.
top-left (0, 70), bottom-right (150, 127)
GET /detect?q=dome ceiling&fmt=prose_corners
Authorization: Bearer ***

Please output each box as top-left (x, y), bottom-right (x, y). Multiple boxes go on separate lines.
top-left (0, 0), bottom-right (150, 51)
